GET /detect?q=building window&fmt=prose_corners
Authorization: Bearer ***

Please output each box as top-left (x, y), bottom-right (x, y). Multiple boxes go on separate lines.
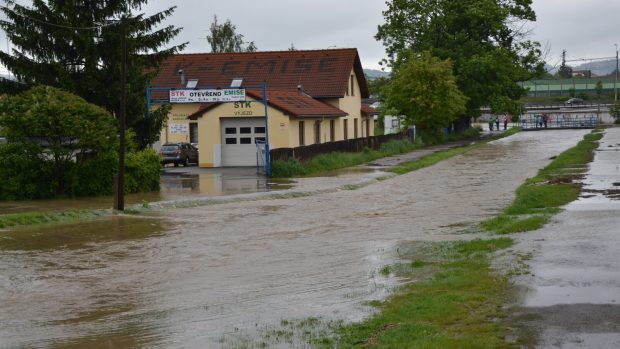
top-left (314, 120), bottom-right (321, 144)
top-left (189, 123), bottom-right (198, 144)
top-left (350, 75), bottom-right (355, 97)
top-left (254, 127), bottom-right (265, 134)
top-left (329, 119), bottom-right (335, 141)
top-left (299, 121), bottom-right (305, 146)
top-left (225, 127), bottom-right (237, 134)
top-left (240, 137), bottom-right (252, 144)
top-left (343, 119), bottom-right (348, 140)
top-left (366, 117), bottom-right (370, 137)
top-left (240, 127), bottom-right (251, 134)
top-left (354, 118), bottom-right (358, 138)
top-left (225, 138), bottom-right (237, 144)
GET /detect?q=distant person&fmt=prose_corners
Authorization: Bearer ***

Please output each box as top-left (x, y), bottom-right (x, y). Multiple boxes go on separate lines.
top-left (502, 114), bottom-right (508, 130)
top-left (488, 116), bottom-right (494, 131)
top-left (542, 113), bottom-right (548, 128)
top-left (495, 115), bottom-right (500, 131)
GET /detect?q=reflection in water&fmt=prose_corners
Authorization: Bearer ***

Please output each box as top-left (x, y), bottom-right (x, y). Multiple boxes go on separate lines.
top-left (0, 171), bottom-right (293, 215)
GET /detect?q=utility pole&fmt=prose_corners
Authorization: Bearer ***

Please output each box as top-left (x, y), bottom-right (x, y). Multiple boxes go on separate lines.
top-left (615, 44), bottom-right (618, 103)
top-left (114, 17), bottom-right (127, 211)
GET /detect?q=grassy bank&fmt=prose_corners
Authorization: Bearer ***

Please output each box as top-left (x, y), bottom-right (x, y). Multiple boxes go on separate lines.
top-left (309, 238), bottom-right (518, 348)
top-left (271, 127), bottom-right (484, 178)
top-left (482, 129), bottom-right (603, 234)
top-left (0, 209), bottom-right (105, 229)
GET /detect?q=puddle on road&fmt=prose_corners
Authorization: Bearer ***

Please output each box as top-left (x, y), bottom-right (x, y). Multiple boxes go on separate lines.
top-left (0, 216), bottom-right (169, 251)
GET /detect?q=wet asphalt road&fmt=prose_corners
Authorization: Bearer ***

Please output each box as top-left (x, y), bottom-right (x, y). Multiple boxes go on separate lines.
top-left (515, 127), bottom-right (620, 348)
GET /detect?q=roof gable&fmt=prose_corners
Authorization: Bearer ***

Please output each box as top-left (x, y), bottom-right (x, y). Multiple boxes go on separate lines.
top-left (151, 48), bottom-right (369, 99)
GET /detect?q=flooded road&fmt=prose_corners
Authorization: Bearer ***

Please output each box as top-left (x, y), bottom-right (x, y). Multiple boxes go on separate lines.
top-left (515, 127), bottom-right (620, 348)
top-left (0, 130), bottom-right (590, 348)
top-left (0, 167), bottom-right (290, 215)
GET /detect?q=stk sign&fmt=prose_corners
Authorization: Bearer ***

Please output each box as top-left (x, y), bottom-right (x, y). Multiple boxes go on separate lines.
top-left (169, 89), bottom-right (246, 103)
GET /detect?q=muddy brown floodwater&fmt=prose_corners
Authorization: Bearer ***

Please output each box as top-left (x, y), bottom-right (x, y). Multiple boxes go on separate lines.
top-left (0, 130), bottom-right (589, 348)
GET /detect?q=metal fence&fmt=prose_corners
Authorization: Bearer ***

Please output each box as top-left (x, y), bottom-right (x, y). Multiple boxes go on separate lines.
top-left (521, 113), bottom-right (599, 130)
top-left (270, 133), bottom-right (405, 162)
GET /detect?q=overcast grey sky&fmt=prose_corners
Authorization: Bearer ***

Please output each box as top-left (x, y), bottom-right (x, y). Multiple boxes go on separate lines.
top-left (2, 0), bottom-right (620, 73)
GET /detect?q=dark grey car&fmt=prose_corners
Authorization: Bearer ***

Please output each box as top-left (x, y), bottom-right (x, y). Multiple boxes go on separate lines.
top-left (160, 143), bottom-right (198, 167)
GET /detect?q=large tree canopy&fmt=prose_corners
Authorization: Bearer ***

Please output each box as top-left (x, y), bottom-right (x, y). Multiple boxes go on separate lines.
top-left (376, 0), bottom-right (544, 116)
top-left (0, 0), bottom-right (186, 147)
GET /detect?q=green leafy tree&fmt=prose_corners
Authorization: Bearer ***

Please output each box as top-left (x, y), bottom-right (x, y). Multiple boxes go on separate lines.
top-left (0, 86), bottom-right (117, 198)
top-left (0, 0), bottom-right (186, 147)
top-left (376, 0), bottom-right (544, 117)
top-left (595, 80), bottom-right (604, 100)
top-left (610, 102), bottom-right (620, 124)
top-left (207, 15), bottom-right (257, 53)
top-left (385, 51), bottom-right (467, 133)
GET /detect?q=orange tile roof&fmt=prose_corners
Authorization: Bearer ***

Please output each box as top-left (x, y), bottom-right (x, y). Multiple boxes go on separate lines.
top-left (151, 48), bottom-right (369, 99)
top-left (361, 103), bottom-right (379, 116)
top-left (188, 89), bottom-right (348, 119)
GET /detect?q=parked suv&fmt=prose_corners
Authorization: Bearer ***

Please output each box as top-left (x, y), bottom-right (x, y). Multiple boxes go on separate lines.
top-left (160, 142), bottom-right (198, 167)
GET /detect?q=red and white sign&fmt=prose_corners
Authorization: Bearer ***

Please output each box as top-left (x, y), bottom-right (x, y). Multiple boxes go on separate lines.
top-left (169, 89), bottom-right (246, 103)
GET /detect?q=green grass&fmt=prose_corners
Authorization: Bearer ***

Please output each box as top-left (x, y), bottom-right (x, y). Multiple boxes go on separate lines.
top-left (0, 209), bottom-right (103, 229)
top-left (482, 129), bottom-right (603, 234)
top-left (391, 144), bottom-right (477, 174)
top-left (271, 139), bottom-right (423, 177)
top-left (315, 238), bottom-right (517, 349)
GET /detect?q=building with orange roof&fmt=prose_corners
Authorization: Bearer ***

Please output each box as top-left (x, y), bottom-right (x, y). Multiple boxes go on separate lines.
top-left (150, 48), bottom-right (374, 167)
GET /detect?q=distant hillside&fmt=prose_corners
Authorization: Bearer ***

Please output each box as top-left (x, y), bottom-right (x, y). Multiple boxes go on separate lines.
top-left (364, 68), bottom-right (390, 80)
top-left (572, 59), bottom-right (616, 76)
top-left (544, 59), bottom-right (616, 77)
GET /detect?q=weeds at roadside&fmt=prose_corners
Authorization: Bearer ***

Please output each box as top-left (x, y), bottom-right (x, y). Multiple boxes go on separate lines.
top-left (481, 130), bottom-right (603, 234)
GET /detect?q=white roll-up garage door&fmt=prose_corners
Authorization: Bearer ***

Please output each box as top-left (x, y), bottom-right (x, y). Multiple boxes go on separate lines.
top-left (220, 118), bottom-right (266, 166)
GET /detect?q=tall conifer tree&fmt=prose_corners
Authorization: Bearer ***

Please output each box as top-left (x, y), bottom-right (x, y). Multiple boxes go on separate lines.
top-left (0, 0), bottom-right (186, 147)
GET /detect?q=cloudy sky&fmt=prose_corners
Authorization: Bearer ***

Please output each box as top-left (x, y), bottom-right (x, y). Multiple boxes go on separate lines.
top-left (2, 0), bottom-right (620, 73)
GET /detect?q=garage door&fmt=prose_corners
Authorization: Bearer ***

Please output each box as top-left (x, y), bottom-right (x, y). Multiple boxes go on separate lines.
top-left (221, 118), bottom-right (266, 166)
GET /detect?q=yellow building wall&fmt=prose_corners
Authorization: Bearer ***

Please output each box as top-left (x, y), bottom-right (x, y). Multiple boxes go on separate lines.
top-left (194, 97), bottom-right (290, 167)
top-left (158, 104), bottom-right (201, 144)
top-left (323, 69), bottom-right (374, 139)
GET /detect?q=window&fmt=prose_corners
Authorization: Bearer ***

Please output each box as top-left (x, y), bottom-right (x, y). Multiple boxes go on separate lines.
top-left (190, 123), bottom-right (198, 144)
top-left (350, 75), bottom-right (355, 96)
top-left (329, 120), bottom-right (335, 141)
top-left (254, 126), bottom-right (265, 134)
top-left (240, 137), bottom-right (252, 144)
top-left (354, 118), bottom-right (358, 138)
top-left (299, 121), bottom-right (305, 146)
top-left (225, 127), bottom-right (237, 134)
top-left (365, 117), bottom-right (370, 137)
top-left (225, 138), bottom-right (237, 144)
top-left (343, 119), bottom-right (348, 140)
top-left (240, 127), bottom-right (251, 134)
top-left (314, 120), bottom-right (321, 144)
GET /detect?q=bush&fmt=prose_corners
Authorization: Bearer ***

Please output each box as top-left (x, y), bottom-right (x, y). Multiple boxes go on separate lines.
top-left (271, 159), bottom-right (306, 177)
top-left (0, 143), bottom-right (53, 200)
top-left (125, 148), bottom-right (161, 193)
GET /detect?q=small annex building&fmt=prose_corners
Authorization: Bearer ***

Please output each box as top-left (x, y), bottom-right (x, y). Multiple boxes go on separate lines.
top-left (150, 48), bottom-right (374, 167)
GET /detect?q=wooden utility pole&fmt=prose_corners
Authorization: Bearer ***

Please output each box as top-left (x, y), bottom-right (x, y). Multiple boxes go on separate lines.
top-left (114, 18), bottom-right (127, 211)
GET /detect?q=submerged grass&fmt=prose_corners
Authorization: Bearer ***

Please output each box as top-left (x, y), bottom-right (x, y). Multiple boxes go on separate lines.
top-left (482, 129), bottom-right (603, 234)
top-left (311, 238), bottom-right (517, 349)
top-left (0, 209), bottom-right (104, 229)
